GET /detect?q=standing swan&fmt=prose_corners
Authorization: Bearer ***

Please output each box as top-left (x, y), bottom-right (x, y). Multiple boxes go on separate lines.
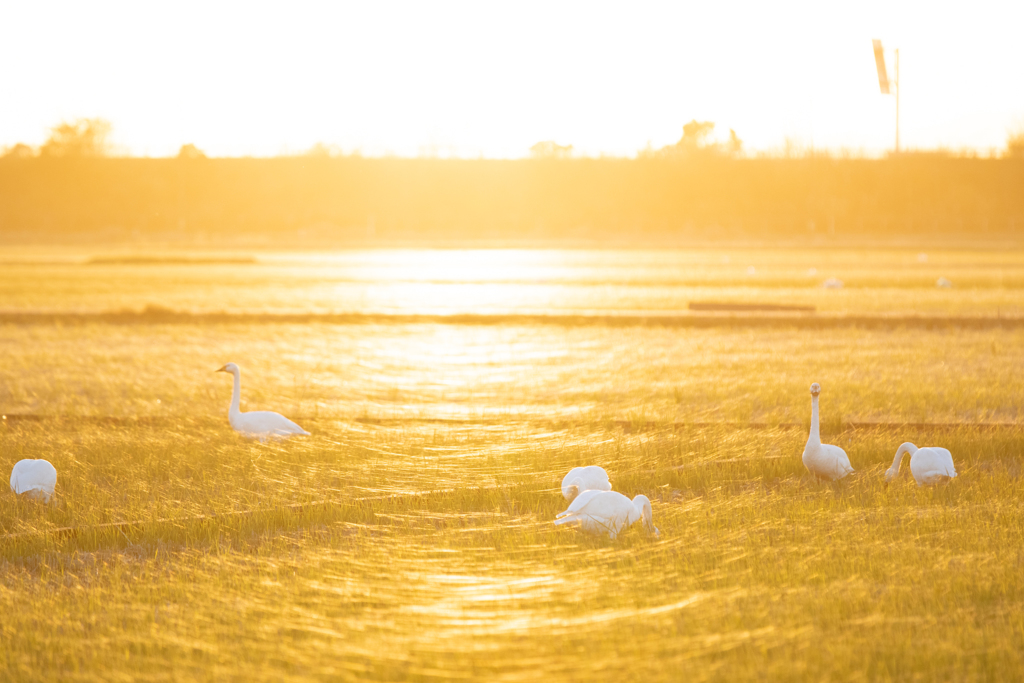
top-left (885, 442), bottom-right (956, 485)
top-left (802, 382), bottom-right (854, 480)
top-left (10, 459), bottom-right (57, 503)
top-left (216, 363), bottom-right (310, 440)
top-left (554, 490), bottom-right (659, 539)
top-left (561, 465), bottom-right (612, 502)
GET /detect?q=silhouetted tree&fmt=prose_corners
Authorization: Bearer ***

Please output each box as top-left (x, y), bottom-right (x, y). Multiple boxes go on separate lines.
top-left (2, 143), bottom-right (35, 159)
top-left (305, 142), bottom-right (340, 157)
top-left (39, 118), bottom-right (112, 157)
top-left (678, 120), bottom-right (716, 149)
top-left (177, 143), bottom-right (207, 159)
top-left (656, 120), bottom-right (724, 157)
top-left (1007, 131), bottom-right (1024, 159)
top-left (530, 141), bottom-right (573, 159)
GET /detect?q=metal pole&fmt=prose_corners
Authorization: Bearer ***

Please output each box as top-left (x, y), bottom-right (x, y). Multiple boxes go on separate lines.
top-left (895, 48), bottom-right (900, 153)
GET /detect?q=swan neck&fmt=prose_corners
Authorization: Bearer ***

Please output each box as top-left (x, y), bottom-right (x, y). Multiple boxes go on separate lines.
top-left (808, 396), bottom-right (820, 444)
top-left (635, 499), bottom-right (653, 532)
top-left (230, 369), bottom-right (241, 417)
top-left (890, 442), bottom-right (917, 473)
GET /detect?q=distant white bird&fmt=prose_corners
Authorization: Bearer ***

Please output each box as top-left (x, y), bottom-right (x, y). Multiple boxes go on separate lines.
top-left (10, 459), bottom-right (57, 503)
top-left (822, 278), bottom-right (844, 289)
top-left (561, 465), bottom-right (612, 502)
top-left (216, 363), bottom-right (309, 440)
top-left (802, 383), bottom-right (854, 480)
top-left (936, 277), bottom-right (953, 288)
top-left (885, 442), bottom-right (957, 486)
top-left (554, 490), bottom-right (659, 539)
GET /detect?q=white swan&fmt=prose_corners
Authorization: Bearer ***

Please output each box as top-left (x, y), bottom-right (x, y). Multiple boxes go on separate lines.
top-left (802, 382), bottom-right (854, 480)
top-left (554, 490), bottom-right (659, 539)
top-left (216, 363), bottom-right (309, 440)
top-left (885, 442), bottom-right (957, 485)
top-left (10, 459), bottom-right (57, 503)
top-left (561, 465), bottom-right (612, 502)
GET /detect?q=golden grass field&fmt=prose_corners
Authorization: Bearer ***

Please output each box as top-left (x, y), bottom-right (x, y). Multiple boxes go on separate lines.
top-left (2, 248), bottom-right (1023, 681)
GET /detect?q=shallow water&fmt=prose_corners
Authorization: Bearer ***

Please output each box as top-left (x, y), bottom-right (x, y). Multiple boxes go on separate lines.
top-left (2, 247), bottom-right (1023, 315)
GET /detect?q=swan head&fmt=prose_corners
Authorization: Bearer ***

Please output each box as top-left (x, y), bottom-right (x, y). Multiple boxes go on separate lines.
top-left (809, 382), bottom-right (821, 398)
top-left (884, 466), bottom-right (898, 483)
top-left (216, 363), bottom-right (240, 374)
top-left (21, 488), bottom-right (52, 504)
top-left (633, 495), bottom-right (659, 536)
top-left (565, 479), bottom-right (582, 502)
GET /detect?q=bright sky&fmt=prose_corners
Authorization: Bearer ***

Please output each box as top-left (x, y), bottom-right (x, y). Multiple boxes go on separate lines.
top-left (2, 1), bottom-right (1022, 158)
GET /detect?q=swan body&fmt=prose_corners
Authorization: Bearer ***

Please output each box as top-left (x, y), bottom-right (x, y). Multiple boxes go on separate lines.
top-left (561, 465), bottom-right (612, 502)
top-left (554, 491), bottom-right (658, 539)
top-left (217, 363), bottom-right (309, 441)
top-left (885, 442), bottom-right (956, 485)
top-left (802, 382), bottom-right (854, 480)
top-left (10, 459), bottom-right (57, 503)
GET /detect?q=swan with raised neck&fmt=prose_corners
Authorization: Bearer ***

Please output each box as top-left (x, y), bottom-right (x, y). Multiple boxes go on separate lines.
top-left (216, 363), bottom-right (310, 441)
top-left (802, 382), bottom-right (854, 481)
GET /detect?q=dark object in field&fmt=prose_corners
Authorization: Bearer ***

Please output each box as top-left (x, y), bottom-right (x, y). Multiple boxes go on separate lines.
top-left (3, 309), bottom-right (1022, 330)
top-left (689, 301), bottom-right (815, 313)
top-left (87, 256), bottom-right (256, 265)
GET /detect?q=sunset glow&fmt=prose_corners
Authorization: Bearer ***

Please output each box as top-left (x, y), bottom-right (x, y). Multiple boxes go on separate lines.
top-left (3, 3), bottom-right (1024, 680)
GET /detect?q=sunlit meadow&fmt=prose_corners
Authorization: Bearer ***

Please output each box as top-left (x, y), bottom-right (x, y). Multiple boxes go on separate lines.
top-left (2, 249), bottom-right (1023, 681)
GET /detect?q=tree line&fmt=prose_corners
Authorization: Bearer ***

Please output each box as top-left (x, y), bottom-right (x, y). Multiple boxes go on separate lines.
top-left (1, 153), bottom-right (1021, 245)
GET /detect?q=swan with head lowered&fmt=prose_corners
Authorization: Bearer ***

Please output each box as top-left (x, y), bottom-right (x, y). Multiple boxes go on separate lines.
top-left (10, 459), bottom-right (57, 503)
top-left (216, 363), bottom-right (309, 441)
top-left (802, 382), bottom-right (854, 480)
top-left (885, 442), bottom-right (956, 486)
top-left (561, 465), bottom-right (611, 502)
top-left (554, 490), bottom-right (659, 539)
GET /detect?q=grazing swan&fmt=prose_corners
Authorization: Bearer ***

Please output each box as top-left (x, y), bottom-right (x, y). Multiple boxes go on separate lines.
top-left (802, 383), bottom-right (854, 480)
top-left (216, 363), bottom-right (309, 440)
top-left (561, 465), bottom-right (612, 502)
top-left (554, 490), bottom-right (659, 539)
top-left (10, 459), bottom-right (57, 503)
top-left (885, 442), bottom-right (957, 486)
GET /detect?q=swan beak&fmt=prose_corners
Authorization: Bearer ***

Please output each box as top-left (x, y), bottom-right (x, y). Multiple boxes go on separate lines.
top-left (215, 365), bottom-right (228, 373)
